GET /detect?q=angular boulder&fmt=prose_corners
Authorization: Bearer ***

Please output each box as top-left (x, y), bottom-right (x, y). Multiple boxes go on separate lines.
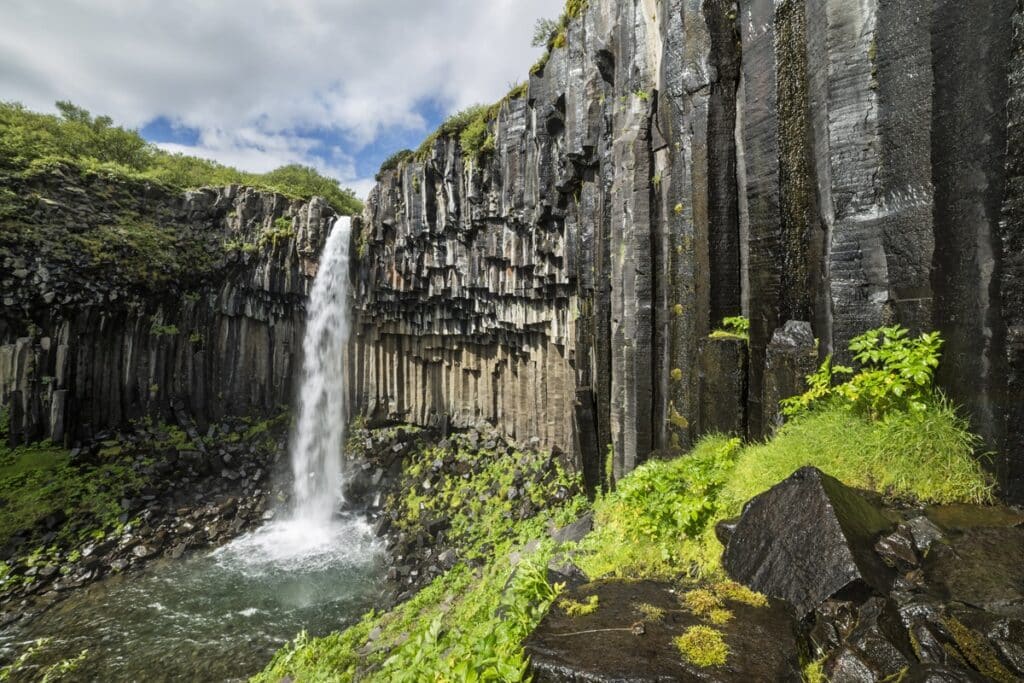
top-left (722, 467), bottom-right (897, 617)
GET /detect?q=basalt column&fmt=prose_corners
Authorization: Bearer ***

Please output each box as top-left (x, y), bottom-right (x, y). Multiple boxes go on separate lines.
top-left (931, 0), bottom-right (1016, 491)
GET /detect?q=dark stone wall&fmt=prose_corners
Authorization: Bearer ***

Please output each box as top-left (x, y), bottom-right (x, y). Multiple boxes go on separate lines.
top-left (1, 170), bottom-right (335, 444)
top-left (356, 0), bottom-right (1024, 497)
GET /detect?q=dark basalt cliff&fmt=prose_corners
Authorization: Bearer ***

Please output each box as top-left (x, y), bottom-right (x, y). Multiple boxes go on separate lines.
top-left (355, 0), bottom-right (1024, 496)
top-left (0, 165), bottom-right (335, 444)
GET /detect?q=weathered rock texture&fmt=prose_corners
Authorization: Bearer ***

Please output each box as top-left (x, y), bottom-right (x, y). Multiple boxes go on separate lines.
top-left (356, 0), bottom-right (1024, 495)
top-left (0, 165), bottom-right (335, 444)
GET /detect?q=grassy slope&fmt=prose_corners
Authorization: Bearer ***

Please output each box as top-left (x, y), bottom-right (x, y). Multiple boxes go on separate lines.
top-left (254, 399), bottom-right (992, 682)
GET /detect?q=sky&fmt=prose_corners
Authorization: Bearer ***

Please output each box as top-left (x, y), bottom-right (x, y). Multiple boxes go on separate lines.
top-left (0, 0), bottom-right (556, 198)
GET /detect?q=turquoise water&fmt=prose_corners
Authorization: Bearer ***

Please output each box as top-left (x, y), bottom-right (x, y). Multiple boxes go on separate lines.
top-left (0, 516), bottom-right (382, 682)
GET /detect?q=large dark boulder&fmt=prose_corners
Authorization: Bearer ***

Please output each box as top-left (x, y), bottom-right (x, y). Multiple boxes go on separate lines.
top-left (722, 467), bottom-right (897, 617)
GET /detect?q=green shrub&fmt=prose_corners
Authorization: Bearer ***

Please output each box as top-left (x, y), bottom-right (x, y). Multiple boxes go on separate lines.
top-left (782, 325), bottom-right (943, 419)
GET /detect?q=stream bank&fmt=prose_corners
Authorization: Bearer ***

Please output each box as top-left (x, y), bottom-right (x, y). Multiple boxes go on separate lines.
top-left (0, 413), bottom-right (293, 627)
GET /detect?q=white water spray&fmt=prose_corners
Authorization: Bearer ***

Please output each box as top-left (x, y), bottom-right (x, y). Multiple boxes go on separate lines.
top-left (214, 216), bottom-right (376, 567)
top-left (290, 216), bottom-right (352, 524)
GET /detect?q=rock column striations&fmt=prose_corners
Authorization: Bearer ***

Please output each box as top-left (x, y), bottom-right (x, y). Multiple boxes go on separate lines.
top-left (354, 0), bottom-right (1021, 496)
top-left (0, 166), bottom-right (335, 444)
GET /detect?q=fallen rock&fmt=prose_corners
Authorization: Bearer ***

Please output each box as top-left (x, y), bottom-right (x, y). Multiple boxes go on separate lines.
top-left (722, 467), bottom-right (896, 617)
top-left (550, 512), bottom-right (593, 545)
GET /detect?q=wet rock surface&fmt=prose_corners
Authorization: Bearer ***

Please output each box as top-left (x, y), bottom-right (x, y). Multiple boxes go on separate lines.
top-left (525, 580), bottom-right (802, 682)
top-left (727, 468), bottom-right (1024, 681)
top-left (722, 466), bottom-right (897, 618)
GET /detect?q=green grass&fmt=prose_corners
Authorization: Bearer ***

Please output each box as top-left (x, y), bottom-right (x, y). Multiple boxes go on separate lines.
top-left (409, 82), bottom-right (527, 164)
top-left (0, 441), bottom-right (142, 550)
top-left (579, 400), bottom-right (993, 580)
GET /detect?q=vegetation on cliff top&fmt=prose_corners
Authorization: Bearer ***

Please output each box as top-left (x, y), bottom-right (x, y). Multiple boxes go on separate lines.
top-left (0, 101), bottom-right (362, 215)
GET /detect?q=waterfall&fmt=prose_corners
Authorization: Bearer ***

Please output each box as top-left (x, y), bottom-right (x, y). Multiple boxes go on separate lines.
top-left (289, 216), bottom-right (352, 525)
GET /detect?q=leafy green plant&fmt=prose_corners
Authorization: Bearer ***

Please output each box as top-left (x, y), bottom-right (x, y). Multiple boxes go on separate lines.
top-left (578, 435), bottom-right (741, 578)
top-left (782, 326), bottom-right (943, 419)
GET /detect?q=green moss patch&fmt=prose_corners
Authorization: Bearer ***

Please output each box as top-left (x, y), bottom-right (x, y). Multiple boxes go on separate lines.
top-left (674, 625), bottom-right (729, 667)
top-left (559, 594), bottom-right (600, 617)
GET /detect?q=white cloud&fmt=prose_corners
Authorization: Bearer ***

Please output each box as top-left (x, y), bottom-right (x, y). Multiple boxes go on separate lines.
top-left (0, 0), bottom-right (557, 196)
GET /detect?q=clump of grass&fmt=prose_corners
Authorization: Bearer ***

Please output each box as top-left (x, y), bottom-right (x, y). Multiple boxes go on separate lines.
top-left (635, 602), bottom-right (665, 621)
top-left (675, 626), bottom-right (729, 667)
top-left (709, 316), bottom-right (749, 341)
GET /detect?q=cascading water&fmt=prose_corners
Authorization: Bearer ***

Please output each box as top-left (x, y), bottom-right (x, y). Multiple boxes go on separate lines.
top-left (290, 215), bottom-right (352, 524)
top-left (0, 217), bottom-right (383, 681)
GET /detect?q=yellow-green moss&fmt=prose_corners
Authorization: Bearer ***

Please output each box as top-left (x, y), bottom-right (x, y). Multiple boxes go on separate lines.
top-left (681, 589), bottom-right (723, 617)
top-left (559, 594), bottom-right (599, 617)
top-left (712, 580), bottom-right (768, 608)
top-left (634, 602), bottom-right (665, 621)
top-left (707, 608), bottom-right (733, 625)
top-left (942, 616), bottom-right (1017, 683)
top-left (802, 656), bottom-right (827, 683)
top-left (675, 626), bottom-right (729, 667)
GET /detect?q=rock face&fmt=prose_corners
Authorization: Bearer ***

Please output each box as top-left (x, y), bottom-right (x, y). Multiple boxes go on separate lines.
top-left (721, 467), bottom-right (1024, 681)
top-left (0, 165), bottom-right (336, 444)
top-left (355, 0), bottom-right (1024, 496)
